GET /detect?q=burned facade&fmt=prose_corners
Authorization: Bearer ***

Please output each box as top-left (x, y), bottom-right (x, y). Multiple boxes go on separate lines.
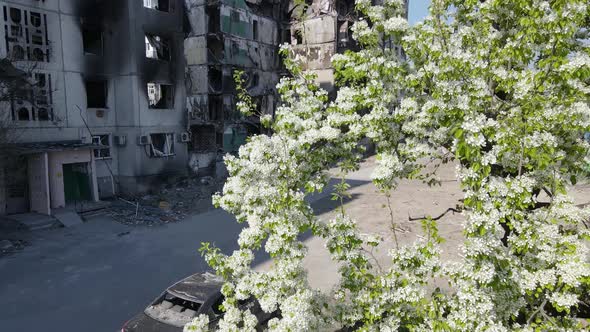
top-left (0, 0), bottom-right (406, 217)
top-left (0, 0), bottom-right (188, 216)
top-left (182, 0), bottom-right (371, 173)
top-left (184, 0), bottom-right (281, 174)
top-left (287, 0), bottom-right (358, 92)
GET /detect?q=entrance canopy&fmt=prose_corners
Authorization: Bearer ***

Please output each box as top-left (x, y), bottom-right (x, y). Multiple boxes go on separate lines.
top-left (6, 140), bottom-right (101, 155)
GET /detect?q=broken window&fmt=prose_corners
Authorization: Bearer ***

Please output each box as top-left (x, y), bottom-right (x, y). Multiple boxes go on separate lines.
top-left (144, 292), bottom-right (200, 327)
top-left (207, 36), bottom-right (224, 62)
top-left (209, 96), bottom-right (222, 121)
top-left (250, 73), bottom-right (259, 88)
top-left (253, 20), bottom-right (258, 40)
top-left (145, 34), bottom-right (171, 60)
top-left (149, 133), bottom-right (175, 157)
top-left (190, 125), bottom-right (216, 152)
top-left (147, 83), bottom-right (174, 109)
top-left (207, 6), bottom-right (220, 33)
top-left (82, 27), bottom-right (103, 55)
top-left (92, 134), bottom-right (111, 159)
top-left (337, 20), bottom-right (350, 47)
top-left (291, 28), bottom-right (303, 45)
top-left (208, 67), bottom-right (222, 93)
top-left (279, 29), bottom-right (291, 44)
top-left (143, 0), bottom-right (170, 12)
top-left (85, 80), bottom-right (107, 108)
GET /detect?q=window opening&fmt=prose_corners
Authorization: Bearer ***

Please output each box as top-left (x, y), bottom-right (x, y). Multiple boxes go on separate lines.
top-left (9, 8), bottom-right (21, 23)
top-left (208, 67), bottom-right (222, 92)
top-left (230, 10), bottom-right (240, 22)
top-left (149, 133), bottom-right (175, 157)
top-left (147, 83), bottom-right (174, 109)
top-left (83, 27), bottom-right (103, 55)
top-left (145, 34), bottom-right (171, 61)
top-left (207, 6), bottom-right (220, 33)
top-left (231, 41), bottom-right (239, 56)
top-left (253, 20), bottom-right (258, 40)
top-left (12, 45), bottom-right (25, 60)
top-left (31, 48), bottom-right (44, 61)
top-left (190, 125), bottom-right (216, 152)
top-left (10, 25), bottom-right (22, 37)
top-left (291, 28), bottom-right (303, 45)
top-left (37, 108), bottom-right (49, 121)
top-left (85, 80), bottom-right (108, 108)
top-left (30, 12), bottom-right (41, 27)
top-left (32, 34), bottom-right (43, 45)
top-left (143, 0), bottom-right (170, 12)
top-left (209, 96), bottom-right (222, 121)
top-left (17, 107), bottom-right (30, 120)
top-left (92, 135), bottom-right (111, 159)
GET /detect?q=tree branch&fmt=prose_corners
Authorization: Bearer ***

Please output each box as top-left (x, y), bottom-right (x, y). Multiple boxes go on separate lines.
top-left (408, 206), bottom-right (462, 221)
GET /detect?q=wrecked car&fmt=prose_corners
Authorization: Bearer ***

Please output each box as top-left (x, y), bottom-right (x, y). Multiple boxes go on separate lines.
top-left (121, 272), bottom-right (277, 331)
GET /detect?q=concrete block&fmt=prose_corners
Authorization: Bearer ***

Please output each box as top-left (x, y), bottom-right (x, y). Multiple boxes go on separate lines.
top-left (53, 210), bottom-right (84, 227)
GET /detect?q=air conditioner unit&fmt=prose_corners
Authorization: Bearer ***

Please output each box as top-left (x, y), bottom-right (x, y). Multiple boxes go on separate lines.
top-left (81, 136), bottom-right (92, 144)
top-left (178, 132), bottom-right (191, 143)
top-left (114, 135), bottom-right (127, 146)
top-left (137, 135), bottom-right (151, 145)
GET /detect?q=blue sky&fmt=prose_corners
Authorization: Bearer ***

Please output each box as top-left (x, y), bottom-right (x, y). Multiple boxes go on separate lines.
top-left (408, 0), bottom-right (431, 25)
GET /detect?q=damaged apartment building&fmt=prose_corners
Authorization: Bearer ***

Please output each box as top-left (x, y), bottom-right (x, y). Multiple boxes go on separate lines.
top-left (183, 0), bottom-right (281, 173)
top-left (0, 0), bottom-right (404, 218)
top-left (181, 0), bottom-right (396, 169)
top-left (0, 0), bottom-right (188, 217)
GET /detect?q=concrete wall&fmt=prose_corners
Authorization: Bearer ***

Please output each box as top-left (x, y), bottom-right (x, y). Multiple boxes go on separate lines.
top-left (28, 153), bottom-right (50, 215)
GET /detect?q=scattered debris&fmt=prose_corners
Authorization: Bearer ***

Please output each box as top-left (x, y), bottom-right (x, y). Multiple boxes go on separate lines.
top-left (105, 175), bottom-right (225, 226)
top-left (200, 176), bottom-right (213, 186)
top-left (0, 240), bottom-right (13, 250)
top-left (0, 239), bottom-right (29, 257)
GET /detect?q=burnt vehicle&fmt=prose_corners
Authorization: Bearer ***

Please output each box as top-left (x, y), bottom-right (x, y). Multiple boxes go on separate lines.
top-left (121, 272), bottom-right (276, 331)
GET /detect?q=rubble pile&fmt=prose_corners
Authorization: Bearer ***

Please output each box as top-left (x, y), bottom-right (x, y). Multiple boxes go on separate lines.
top-left (106, 176), bottom-right (224, 226)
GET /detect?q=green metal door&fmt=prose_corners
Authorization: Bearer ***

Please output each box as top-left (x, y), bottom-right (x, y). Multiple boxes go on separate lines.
top-left (63, 163), bottom-right (92, 203)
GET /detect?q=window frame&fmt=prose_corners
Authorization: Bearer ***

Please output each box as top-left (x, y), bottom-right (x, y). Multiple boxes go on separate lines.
top-left (143, 0), bottom-right (171, 12)
top-left (146, 82), bottom-right (174, 109)
top-left (85, 79), bottom-right (108, 109)
top-left (149, 133), bottom-right (175, 158)
top-left (92, 134), bottom-right (112, 160)
top-left (82, 26), bottom-right (104, 56)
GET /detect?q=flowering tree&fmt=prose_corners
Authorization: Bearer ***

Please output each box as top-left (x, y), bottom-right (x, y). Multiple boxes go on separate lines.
top-left (186, 0), bottom-right (590, 330)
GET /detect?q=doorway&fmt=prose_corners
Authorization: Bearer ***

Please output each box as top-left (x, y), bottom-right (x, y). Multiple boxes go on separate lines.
top-left (63, 163), bottom-right (92, 203)
top-left (5, 156), bottom-right (29, 214)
